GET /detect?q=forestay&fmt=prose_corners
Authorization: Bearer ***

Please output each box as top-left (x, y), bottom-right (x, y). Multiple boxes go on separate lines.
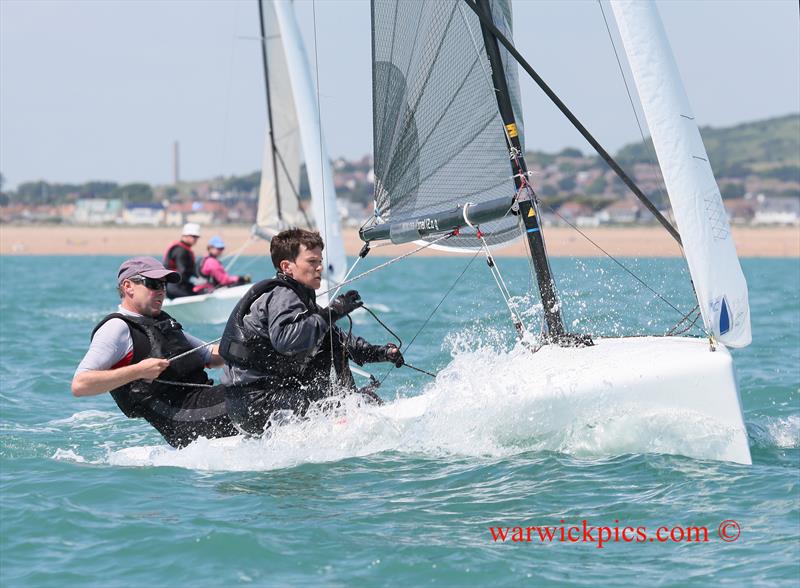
top-left (371, 0), bottom-right (523, 249)
top-left (611, 0), bottom-right (751, 347)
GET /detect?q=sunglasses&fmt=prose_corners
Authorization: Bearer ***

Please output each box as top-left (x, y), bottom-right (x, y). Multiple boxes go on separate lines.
top-left (129, 276), bottom-right (167, 291)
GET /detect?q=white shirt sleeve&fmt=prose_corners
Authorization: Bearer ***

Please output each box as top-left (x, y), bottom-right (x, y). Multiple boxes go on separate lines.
top-left (74, 318), bottom-right (134, 376)
top-left (183, 332), bottom-right (213, 365)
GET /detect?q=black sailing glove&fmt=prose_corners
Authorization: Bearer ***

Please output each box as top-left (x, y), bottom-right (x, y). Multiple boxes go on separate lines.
top-left (381, 343), bottom-right (404, 368)
top-left (325, 290), bottom-right (363, 322)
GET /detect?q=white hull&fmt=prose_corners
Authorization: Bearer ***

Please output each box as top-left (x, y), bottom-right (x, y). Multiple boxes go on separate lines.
top-left (163, 279), bottom-right (334, 325)
top-left (114, 336), bottom-right (751, 468)
top-left (381, 336), bottom-right (752, 464)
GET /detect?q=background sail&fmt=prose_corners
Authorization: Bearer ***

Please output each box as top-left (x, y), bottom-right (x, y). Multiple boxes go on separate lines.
top-left (256, 1), bottom-right (346, 284)
top-left (611, 0), bottom-right (751, 347)
top-left (256, 0), bottom-right (308, 231)
top-left (371, 0), bottom-right (523, 249)
top-left (272, 1), bottom-right (346, 283)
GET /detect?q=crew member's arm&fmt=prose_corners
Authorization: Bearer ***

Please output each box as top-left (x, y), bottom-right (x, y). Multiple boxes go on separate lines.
top-left (71, 319), bottom-right (169, 397)
top-left (179, 332), bottom-right (224, 368)
top-left (342, 331), bottom-right (404, 367)
top-left (179, 326), bottom-right (226, 368)
top-left (72, 359), bottom-right (170, 397)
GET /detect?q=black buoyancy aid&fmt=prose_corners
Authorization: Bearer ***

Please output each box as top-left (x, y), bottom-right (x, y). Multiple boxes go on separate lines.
top-left (91, 311), bottom-right (210, 418)
top-left (164, 240), bottom-right (196, 277)
top-left (219, 276), bottom-right (351, 393)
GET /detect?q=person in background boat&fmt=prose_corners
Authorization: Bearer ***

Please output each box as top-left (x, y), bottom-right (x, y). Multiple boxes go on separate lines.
top-left (194, 235), bottom-right (252, 294)
top-left (163, 222), bottom-right (201, 299)
top-left (71, 256), bottom-right (238, 448)
top-left (219, 228), bottom-right (404, 436)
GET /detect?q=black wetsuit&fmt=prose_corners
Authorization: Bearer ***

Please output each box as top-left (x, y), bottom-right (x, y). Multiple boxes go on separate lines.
top-left (220, 275), bottom-right (386, 436)
top-left (92, 312), bottom-right (238, 447)
top-left (163, 241), bottom-right (197, 299)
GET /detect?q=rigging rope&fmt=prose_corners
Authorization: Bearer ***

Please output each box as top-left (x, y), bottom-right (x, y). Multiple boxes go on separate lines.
top-left (596, 1), bottom-right (686, 255)
top-left (461, 207), bottom-right (528, 337)
top-left (595, 0), bottom-right (704, 324)
top-left (309, 0), bottom-right (338, 389)
top-left (665, 304), bottom-right (703, 336)
top-left (540, 200), bottom-right (706, 336)
top-left (148, 337), bottom-right (223, 389)
top-left (167, 337), bottom-right (222, 363)
top-left (223, 235), bottom-right (258, 273)
top-left (376, 249), bottom-right (481, 386)
top-left (318, 231), bottom-right (456, 297)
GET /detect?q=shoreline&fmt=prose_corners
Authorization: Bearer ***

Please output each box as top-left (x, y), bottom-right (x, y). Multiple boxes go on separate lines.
top-left (1, 224), bottom-right (798, 257)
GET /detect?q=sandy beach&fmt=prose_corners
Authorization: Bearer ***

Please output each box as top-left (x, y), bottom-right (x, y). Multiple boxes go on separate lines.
top-left (1, 224), bottom-right (798, 257)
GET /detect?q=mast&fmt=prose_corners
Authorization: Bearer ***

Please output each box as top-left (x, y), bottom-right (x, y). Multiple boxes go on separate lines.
top-left (258, 0), bottom-right (283, 221)
top-left (474, 0), bottom-right (565, 338)
top-left (463, 0), bottom-right (681, 246)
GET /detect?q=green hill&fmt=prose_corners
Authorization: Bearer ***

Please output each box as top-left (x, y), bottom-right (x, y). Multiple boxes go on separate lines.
top-left (615, 113), bottom-right (800, 179)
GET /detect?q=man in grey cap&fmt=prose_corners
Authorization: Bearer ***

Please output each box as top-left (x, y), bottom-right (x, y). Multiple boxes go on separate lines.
top-left (163, 222), bottom-right (202, 299)
top-left (72, 256), bottom-right (237, 447)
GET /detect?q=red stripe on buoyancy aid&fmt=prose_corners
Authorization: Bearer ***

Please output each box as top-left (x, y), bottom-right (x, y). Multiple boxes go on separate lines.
top-left (111, 350), bottom-right (134, 370)
top-left (163, 240), bottom-right (195, 270)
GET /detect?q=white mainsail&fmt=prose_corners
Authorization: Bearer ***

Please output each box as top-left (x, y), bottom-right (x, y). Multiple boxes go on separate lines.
top-left (270, 0), bottom-right (346, 284)
top-left (610, 0), bottom-right (751, 348)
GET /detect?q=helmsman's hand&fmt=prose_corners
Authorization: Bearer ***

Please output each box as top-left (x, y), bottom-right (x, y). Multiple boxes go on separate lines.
top-left (136, 358), bottom-right (170, 382)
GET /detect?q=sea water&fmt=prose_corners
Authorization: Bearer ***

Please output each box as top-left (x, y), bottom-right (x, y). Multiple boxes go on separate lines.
top-left (1, 254), bottom-right (798, 586)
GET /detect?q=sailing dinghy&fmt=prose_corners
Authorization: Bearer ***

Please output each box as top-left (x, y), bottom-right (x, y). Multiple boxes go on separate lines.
top-left (357, 0), bottom-right (752, 463)
top-left (164, 0), bottom-right (346, 324)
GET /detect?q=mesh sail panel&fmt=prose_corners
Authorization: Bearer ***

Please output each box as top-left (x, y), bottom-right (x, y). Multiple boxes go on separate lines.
top-left (371, 0), bottom-right (523, 249)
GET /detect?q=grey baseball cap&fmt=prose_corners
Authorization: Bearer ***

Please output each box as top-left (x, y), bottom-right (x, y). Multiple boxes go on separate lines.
top-left (117, 256), bottom-right (181, 285)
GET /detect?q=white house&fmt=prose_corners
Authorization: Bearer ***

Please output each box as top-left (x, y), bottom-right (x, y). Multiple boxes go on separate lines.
top-left (121, 203), bottom-right (165, 226)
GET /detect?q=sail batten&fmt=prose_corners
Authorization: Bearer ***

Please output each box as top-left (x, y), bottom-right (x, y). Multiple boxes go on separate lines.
top-left (610, 0), bottom-right (751, 347)
top-left (370, 0), bottom-right (523, 249)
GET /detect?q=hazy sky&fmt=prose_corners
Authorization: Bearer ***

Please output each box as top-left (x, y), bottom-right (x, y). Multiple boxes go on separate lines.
top-left (1, 0), bottom-right (798, 189)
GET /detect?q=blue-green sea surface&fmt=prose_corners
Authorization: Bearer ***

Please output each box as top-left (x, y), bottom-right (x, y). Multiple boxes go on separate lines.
top-left (1, 255), bottom-right (798, 587)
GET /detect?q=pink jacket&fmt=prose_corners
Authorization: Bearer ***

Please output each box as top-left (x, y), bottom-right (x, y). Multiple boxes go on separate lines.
top-left (195, 256), bottom-right (240, 292)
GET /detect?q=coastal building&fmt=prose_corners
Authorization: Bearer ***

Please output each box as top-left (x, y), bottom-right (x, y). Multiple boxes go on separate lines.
top-left (753, 195), bottom-right (800, 225)
top-left (723, 198), bottom-right (757, 225)
top-left (555, 202), bottom-right (598, 227)
top-left (121, 203), bottom-right (165, 226)
top-left (72, 199), bottom-right (122, 224)
top-left (597, 197), bottom-right (648, 225)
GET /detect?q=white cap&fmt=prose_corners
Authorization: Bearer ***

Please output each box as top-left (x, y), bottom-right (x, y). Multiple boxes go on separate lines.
top-left (182, 222), bottom-right (201, 237)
